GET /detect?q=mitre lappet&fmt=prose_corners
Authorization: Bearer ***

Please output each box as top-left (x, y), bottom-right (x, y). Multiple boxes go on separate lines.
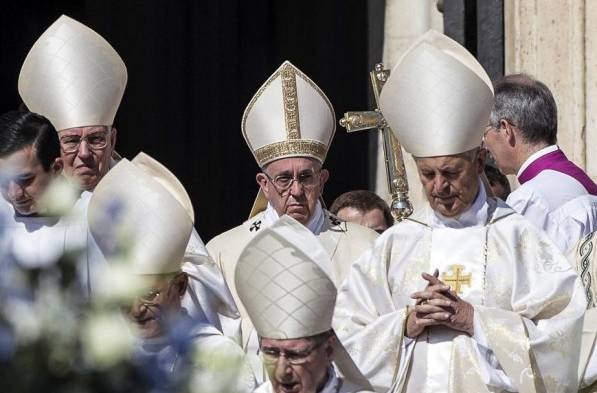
top-left (235, 215), bottom-right (372, 389)
top-left (18, 14), bottom-right (127, 131)
top-left (379, 30), bottom-right (494, 157)
top-left (242, 61), bottom-right (335, 217)
top-left (88, 152), bottom-right (194, 274)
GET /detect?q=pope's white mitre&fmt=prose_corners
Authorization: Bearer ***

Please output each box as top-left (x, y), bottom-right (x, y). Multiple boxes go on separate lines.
top-left (235, 215), bottom-right (336, 339)
top-left (88, 152), bottom-right (193, 274)
top-left (18, 15), bottom-right (127, 131)
top-left (379, 30), bottom-right (494, 157)
top-left (242, 61), bottom-right (335, 167)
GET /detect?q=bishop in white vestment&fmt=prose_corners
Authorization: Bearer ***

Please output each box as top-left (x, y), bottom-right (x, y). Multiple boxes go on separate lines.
top-left (18, 15), bottom-right (239, 330)
top-left (88, 152), bottom-right (255, 392)
top-left (333, 31), bottom-right (587, 393)
top-left (235, 216), bottom-right (373, 393)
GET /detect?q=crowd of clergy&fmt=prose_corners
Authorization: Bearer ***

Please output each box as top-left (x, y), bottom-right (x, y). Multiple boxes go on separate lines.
top-left (1, 14), bottom-right (597, 393)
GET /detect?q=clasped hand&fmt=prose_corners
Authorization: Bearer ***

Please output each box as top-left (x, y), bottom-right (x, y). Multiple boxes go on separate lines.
top-left (405, 269), bottom-right (474, 338)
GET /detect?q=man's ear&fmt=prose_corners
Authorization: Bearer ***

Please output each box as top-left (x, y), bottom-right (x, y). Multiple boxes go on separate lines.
top-left (50, 157), bottom-right (64, 176)
top-left (500, 119), bottom-right (517, 147)
top-left (325, 335), bottom-right (336, 361)
top-left (109, 127), bottom-right (118, 150)
top-left (319, 168), bottom-right (330, 194)
top-left (256, 173), bottom-right (271, 198)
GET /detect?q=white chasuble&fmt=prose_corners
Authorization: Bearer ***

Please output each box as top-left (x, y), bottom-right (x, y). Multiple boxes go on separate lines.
top-left (333, 187), bottom-right (587, 393)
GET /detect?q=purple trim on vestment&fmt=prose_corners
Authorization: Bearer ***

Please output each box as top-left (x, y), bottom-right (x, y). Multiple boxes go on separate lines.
top-left (518, 149), bottom-right (597, 195)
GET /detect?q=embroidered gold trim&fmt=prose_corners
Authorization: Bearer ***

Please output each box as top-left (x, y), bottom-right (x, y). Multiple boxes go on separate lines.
top-left (281, 63), bottom-right (301, 140)
top-left (254, 140), bottom-right (327, 166)
top-left (240, 61), bottom-right (336, 154)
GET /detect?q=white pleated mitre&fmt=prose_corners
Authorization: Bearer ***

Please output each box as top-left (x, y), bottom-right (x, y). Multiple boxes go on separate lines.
top-left (18, 15), bottom-right (127, 131)
top-left (88, 152), bottom-right (193, 274)
top-left (242, 61), bottom-right (335, 167)
top-left (379, 30), bottom-right (494, 157)
top-left (235, 215), bottom-right (336, 339)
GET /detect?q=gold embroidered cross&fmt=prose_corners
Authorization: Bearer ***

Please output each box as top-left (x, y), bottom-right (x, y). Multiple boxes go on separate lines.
top-left (441, 264), bottom-right (472, 295)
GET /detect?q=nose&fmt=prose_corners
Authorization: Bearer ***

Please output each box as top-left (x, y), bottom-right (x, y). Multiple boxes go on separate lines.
top-left (433, 175), bottom-right (449, 193)
top-left (288, 178), bottom-right (305, 197)
top-left (274, 356), bottom-right (293, 381)
top-left (77, 139), bottom-right (92, 158)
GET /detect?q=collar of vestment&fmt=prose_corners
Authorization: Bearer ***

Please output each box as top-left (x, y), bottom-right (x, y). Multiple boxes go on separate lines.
top-left (516, 144), bottom-right (558, 178)
top-left (517, 145), bottom-right (597, 195)
top-left (407, 180), bottom-right (514, 228)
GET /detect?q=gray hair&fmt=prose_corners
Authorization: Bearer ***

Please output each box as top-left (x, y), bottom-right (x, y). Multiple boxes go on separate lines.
top-left (489, 74), bottom-right (557, 145)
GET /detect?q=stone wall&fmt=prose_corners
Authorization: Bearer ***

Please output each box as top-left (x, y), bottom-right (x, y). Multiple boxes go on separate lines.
top-left (505, 0), bottom-right (597, 181)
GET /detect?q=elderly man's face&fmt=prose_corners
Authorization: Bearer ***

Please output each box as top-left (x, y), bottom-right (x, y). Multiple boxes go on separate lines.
top-left (58, 126), bottom-right (116, 191)
top-left (336, 207), bottom-right (389, 234)
top-left (0, 145), bottom-right (62, 216)
top-left (257, 157), bottom-right (329, 225)
top-left (415, 149), bottom-right (485, 218)
top-left (261, 334), bottom-right (334, 393)
top-left (127, 273), bottom-right (187, 339)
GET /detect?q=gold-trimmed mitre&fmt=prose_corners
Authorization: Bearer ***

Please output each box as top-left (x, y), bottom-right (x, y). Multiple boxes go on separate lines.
top-left (18, 15), bottom-right (127, 131)
top-left (235, 215), bottom-right (336, 339)
top-left (242, 61), bottom-right (336, 168)
top-left (379, 30), bottom-right (494, 157)
top-left (88, 152), bottom-right (194, 275)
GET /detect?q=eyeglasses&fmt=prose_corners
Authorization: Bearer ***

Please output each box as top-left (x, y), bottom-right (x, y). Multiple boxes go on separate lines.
top-left (59, 130), bottom-right (110, 153)
top-left (137, 273), bottom-right (181, 308)
top-left (263, 168), bottom-right (321, 194)
top-left (260, 340), bottom-right (326, 365)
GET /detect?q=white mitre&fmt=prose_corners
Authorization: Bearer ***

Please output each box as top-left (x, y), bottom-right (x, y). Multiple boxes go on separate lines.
top-left (18, 15), bottom-right (127, 131)
top-left (235, 215), bottom-right (336, 339)
top-left (242, 61), bottom-right (335, 168)
top-left (379, 30), bottom-right (494, 157)
top-left (88, 152), bottom-right (194, 274)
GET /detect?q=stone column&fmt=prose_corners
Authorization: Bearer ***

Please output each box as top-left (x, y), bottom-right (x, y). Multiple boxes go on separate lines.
top-left (505, 0), bottom-right (597, 180)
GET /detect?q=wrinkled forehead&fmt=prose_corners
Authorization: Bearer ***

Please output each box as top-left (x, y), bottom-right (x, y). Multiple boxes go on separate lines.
top-left (262, 156), bottom-right (322, 174)
top-left (59, 125), bottom-right (111, 137)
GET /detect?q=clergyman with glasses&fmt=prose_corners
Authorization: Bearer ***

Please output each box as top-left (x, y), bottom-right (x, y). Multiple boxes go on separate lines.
top-left (235, 216), bottom-right (374, 393)
top-left (16, 15), bottom-right (240, 332)
top-left (206, 61), bottom-right (378, 384)
top-left (18, 15), bottom-right (126, 194)
top-left (88, 152), bottom-right (255, 393)
top-left (483, 73), bottom-right (597, 255)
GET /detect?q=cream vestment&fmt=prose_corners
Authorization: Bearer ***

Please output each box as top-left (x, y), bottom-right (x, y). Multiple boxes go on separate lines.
top-left (333, 186), bottom-right (586, 392)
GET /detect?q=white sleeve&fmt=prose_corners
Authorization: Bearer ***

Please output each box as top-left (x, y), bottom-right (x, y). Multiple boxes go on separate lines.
top-left (471, 309), bottom-right (516, 391)
top-left (506, 188), bottom-right (551, 234)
